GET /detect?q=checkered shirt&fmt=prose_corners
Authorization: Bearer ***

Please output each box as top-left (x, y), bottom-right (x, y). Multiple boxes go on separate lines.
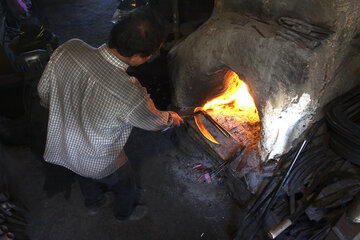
top-left (37, 39), bottom-right (170, 179)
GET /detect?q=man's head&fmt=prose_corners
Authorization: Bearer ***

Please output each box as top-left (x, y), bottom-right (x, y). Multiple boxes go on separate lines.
top-left (108, 6), bottom-right (167, 66)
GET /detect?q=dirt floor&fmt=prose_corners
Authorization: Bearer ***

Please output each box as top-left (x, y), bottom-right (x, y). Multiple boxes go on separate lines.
top-left (1, 127), bottom-right (241, 240)
top-left (0, 0), bottom-right (245, 239)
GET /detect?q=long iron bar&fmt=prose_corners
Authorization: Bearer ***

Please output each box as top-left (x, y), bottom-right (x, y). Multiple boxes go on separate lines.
top-left (243, 149), bottom-right (297, 221)
top-left (247, 140), bottom-right (308, 240)
top-left (211, 147), bottom-right (245, 177)
top-left (235, 119), bottom-right (324, 240)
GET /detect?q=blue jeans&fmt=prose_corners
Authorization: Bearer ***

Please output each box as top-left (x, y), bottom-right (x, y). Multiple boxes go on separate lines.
top-left (76, 161), bottom-right (137, 220)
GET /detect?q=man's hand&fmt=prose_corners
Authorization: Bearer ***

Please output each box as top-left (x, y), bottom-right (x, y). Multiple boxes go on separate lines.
top-left (169, 111), bottom-right (184, 127)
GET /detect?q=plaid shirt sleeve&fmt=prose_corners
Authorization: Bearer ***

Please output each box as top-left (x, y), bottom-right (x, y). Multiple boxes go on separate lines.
top-left (37, 60), bottom-right (52, 108)
top-left (126, 93), bottom-right (170, 131)
top-left (37, 47), bottom-right (63, 108)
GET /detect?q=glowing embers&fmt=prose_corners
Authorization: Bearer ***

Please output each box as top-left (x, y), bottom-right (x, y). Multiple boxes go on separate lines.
top-left (200, 71), bottom-right (260, 152)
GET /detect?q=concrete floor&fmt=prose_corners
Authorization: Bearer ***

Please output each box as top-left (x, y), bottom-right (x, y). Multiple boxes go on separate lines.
top-left (0, 0), bottom-right (242, 239)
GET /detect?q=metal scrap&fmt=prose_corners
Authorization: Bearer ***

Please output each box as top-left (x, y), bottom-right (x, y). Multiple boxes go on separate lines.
top-left (278, 17), bottom-right (334, 40)
top-left (232, 118), bottom-right (359, 239)
top-left (235, 120), bottom-right (325, 240)
top-left (326, 85), bottom-right (360, 165)
top-left (276, 17), bottom-right (334, 50)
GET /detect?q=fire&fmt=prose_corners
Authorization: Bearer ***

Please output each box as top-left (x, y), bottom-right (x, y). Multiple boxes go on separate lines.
top-left (202, 72), bottom-right (258, 114)
top-left (198, 71), bottom-right (260, 164)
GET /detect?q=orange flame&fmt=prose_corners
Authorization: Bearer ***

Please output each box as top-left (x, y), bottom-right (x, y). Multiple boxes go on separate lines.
top-left (202, 72), bottom-right (258, 114)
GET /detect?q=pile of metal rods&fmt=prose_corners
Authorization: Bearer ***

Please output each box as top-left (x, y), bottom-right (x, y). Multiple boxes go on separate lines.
top-left (326, 84), bottom-right (360, 165)
top-left (233, 118), bottom-right (360, 240)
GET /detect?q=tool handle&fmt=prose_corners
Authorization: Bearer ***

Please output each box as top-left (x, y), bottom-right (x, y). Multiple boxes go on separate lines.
top-left (268, 218), bottom-right (292, 239)
top-left (180, 111), bottom-right (201, 119)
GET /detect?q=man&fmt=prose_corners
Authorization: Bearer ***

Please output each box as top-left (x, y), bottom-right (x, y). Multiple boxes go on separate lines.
top-left (37, 6), bottom-right (183, 221)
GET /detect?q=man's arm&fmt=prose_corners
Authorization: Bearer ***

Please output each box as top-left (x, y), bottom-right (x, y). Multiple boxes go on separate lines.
top-left (126, 93), bottom-right (182, 131)
top-left (37, 62), bottom-right (53, 108)
top-left (37, 44), bottom-right (65, 108)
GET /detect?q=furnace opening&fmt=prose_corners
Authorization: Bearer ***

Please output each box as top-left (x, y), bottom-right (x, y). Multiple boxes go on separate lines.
top-left (197, 70), bottom-right (261, 163)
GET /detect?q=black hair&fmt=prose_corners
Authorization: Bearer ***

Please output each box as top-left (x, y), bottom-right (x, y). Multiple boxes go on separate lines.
top-left (108, 6), bottom-right (167, 58)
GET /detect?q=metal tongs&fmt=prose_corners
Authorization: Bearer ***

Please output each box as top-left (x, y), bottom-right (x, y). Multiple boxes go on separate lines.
top-left (162, 108), bottom-right (235, 145)
top-left (183, 107), bottom-right (235, 144)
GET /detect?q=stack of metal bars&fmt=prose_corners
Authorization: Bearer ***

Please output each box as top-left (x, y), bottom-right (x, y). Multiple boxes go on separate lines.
top-left (326, 84), bottom-right (360, 165)
top-left (233, 117), bottom-right (360, 240)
